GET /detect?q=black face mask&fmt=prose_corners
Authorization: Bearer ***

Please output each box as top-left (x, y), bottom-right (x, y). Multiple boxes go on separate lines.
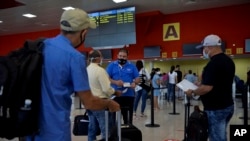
top-left (74, 31), bottom-right (85, 49)
top-left (118, 59), bottom-right (127, 65)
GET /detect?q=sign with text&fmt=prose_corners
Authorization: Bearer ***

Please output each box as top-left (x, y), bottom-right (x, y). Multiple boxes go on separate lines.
top-left (162, 52), bottom-right (167, 58)
top-left (163, 23), bottom-right (180, 41)
top-left (230, 125), bottom-right (250, 141)
top-left (225, 48), bottom-right (232, 55)
top-left (236, 48), bottom-right (243, 54)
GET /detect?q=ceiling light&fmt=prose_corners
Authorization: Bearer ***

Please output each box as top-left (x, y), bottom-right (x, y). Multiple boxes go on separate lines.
top-left (0, 21), bottom-right (3, 23)
top-left (113, 0), bottom-right (127, 3)
top-left (62, 7), bottom-right (75, 11)
top-left (22, 14), bottom-right (37, 18)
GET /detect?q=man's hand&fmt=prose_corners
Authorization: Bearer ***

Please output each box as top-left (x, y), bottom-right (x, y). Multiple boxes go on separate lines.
top-left (115, 80), bottom-right (124, 87)
top-left (107, 100), bottom-right (120, 112)
top-left (185, 89), bottom-right (193, 97)
top-left (114, 90), bottom-right (122, 97)
top-left (130, 82), bottom-right (136, 89)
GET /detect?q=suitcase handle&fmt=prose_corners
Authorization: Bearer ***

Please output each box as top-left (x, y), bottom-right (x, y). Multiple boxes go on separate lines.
top-left (105, 110), bottom-right (121, 141)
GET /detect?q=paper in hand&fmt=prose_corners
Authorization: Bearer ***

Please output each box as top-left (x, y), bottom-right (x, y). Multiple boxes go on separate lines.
top-left (177, 79), bottom-right (199, 100)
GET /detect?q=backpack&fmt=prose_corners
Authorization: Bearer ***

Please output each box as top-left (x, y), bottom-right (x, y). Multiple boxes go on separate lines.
top-left (139, 69), bottom-right (151, 92)
top-left (0, 39), bottom-right (45, 139)
top-left (186, 106), bottom-right (208, 141)
top-left (161, 73), bottom-right (169, 87)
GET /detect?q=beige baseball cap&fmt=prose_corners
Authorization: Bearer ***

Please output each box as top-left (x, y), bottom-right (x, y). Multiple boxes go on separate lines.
top-left (60, 8), bottom-right (96, 31)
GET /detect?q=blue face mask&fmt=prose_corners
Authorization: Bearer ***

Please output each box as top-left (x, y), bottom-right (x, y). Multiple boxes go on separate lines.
top-left (203, 50), bottom-right (209, 59)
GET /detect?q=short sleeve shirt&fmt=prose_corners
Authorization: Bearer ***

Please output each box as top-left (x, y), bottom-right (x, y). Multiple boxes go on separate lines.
top-left (201, 53), bottom-right (235, 110)
top-left (28, 34), bottom-right (90, 141)
top-left (106, 61), bottom-right (139, 97)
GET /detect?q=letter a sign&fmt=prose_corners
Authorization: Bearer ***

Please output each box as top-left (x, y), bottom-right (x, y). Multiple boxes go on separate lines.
top-left (163, 22), bottom-right (180, 41)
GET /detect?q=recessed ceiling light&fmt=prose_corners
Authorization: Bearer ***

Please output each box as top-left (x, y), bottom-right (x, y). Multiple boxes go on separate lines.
top-left (22, 13), bottom-right (37, 18)
top-left (62, 7), bottom-right (75, 10)
top-left (113, 0), bottom-right (127, 3)
top-left (0, 21), bottom-right (3, 23)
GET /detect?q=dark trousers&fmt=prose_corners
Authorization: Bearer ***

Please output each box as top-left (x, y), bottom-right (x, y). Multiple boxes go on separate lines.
top-left (114, 96), bottom-right (134, 124)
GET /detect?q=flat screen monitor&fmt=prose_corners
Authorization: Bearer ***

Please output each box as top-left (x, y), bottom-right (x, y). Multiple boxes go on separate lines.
top-left (99, 49), bottom-right (112, 60)
top-left (85, 6), bottom-right (136, 47)
top-left (144, 46), bottom-right (161, 58)
top-left (245, 39), bottom-right (250, 53)
top-left (182, 42), bottom-right (226, 56)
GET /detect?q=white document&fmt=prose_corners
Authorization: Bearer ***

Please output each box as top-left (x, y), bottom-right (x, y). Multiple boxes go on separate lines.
top-left (177, 79), bottom-right (199, 100)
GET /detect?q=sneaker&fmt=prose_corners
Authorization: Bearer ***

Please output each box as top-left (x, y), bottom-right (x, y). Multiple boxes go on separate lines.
top-left (133, 113), bottom-right (136, 116)
top-left (140, 113), bottom-right (147, 117)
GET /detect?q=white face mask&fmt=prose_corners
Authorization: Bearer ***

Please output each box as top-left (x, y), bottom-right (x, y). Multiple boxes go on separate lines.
top-left (203, 49), bottom-right (209, 59)
top-left (99, 58), bottom-right (103, 66)
top-left (157, 71), bottom-right (161, 74)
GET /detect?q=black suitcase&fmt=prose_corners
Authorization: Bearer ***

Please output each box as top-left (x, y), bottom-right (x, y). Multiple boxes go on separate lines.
top-left (121, 124), bottom-right (142, 141)
top-left (98, 110), bottom-right (130, 141)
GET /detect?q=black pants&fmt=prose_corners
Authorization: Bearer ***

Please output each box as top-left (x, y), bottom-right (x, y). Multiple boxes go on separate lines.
top-left (114, 96), bottom-right (134, 124)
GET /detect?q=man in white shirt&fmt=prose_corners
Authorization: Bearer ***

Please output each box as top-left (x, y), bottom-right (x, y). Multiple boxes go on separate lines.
top-left (86, 50), bottom-right (121, 141)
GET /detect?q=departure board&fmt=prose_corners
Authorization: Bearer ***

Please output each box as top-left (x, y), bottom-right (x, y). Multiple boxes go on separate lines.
top-left (85, 7), bottom-right (136, 48)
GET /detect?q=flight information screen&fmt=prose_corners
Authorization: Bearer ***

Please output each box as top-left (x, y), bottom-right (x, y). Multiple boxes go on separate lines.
top-left (85, 7), bottom-right (136, 48)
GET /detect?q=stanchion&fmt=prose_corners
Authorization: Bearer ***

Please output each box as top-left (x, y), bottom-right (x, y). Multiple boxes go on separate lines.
top-left (183, 95), bottom-right (191, 141)
top-left (145, 87), bottom-right (160, 128)
top-left (239, 85), bottom-right (250, 124)
top-left (169, 84), bottom-right (180, 115)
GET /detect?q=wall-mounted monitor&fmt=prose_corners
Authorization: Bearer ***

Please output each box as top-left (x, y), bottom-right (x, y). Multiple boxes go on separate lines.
top-left (85, 6), bottom-right (136, 47)
top-left (182, 41), bottom-right (226, 56)
top-left (245, 39), bottom-right (250, 53)
top-left (99, 49), bottom-right (112, 60)
top-left (144, 46), bottom-right (161, 58)
top-left (182, 43), bottom-right (202, 56)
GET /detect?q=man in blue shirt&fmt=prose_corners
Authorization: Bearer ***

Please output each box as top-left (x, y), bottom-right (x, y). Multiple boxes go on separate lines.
top-left (26, 9), bottom-right (120, 141)
top-left (106, 49), bottom-right (140, 124)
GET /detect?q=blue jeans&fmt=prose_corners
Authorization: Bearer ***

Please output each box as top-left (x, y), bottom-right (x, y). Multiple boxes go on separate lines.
top-left (205, 105), bottom-right (234, 141)
top-left (167, 83), bottom-right (175, 102)
top-left (133, 89), bottom-right (148, 114)
top-left (87, 110), bottom-right (114, 141)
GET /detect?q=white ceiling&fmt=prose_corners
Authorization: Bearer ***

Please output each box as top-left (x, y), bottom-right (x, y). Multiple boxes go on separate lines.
top-left (0, 0), bottom-right (250, 36)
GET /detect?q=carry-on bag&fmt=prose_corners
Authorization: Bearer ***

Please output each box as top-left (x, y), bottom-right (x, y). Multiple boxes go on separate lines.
top-left (99, 110), bottom-right (130, 141)
top-left (120, 107), bottom-right (142, 141)
top-left (73, 111), bottom-right (101, 136)
top-left (121, 124), bottom-right (142, 141)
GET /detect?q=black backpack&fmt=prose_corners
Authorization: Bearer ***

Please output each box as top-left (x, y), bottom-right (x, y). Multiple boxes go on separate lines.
top-left (186, 106), bottom-right (208, 141)
top-left (0, 39), bottom-right (44, 139)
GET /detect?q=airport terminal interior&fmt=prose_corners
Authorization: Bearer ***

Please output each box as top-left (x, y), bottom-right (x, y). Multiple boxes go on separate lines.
top-left (1, 91), bottom-right (248, 141)
top-left (71, 91), bottom-right (248, 141)
top-left (0, 1), bottom-right (250, 141)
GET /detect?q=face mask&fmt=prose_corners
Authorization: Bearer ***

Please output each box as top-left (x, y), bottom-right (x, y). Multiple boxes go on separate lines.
top-left (157, 71), bottom-right (161, 74)
top-left (99, 59), bottom-right (103, 66)
top-left (74, 31), bottom-right (86, 48)
top-left (203, 50), bottom-right (209, 59)
top-left (118, 59), bottom-right (127, 65)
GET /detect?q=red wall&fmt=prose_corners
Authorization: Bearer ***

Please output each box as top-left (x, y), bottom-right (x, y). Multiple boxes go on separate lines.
top-left (1, 4), bottom-right (250, 59)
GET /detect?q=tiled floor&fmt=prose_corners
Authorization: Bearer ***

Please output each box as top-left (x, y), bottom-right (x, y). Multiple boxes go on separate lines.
top-left (0, 94), bottom-right (247, 141)
top-left (71, 94), bottom-right (248, 141)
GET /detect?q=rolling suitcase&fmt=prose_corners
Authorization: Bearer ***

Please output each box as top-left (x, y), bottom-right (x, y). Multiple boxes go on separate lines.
top-left (120, 107), bottom-right (142, 141)
top-left (121, 124), bottom-right (142, 141)
top-left (99, 110), bottom-right (130, 141)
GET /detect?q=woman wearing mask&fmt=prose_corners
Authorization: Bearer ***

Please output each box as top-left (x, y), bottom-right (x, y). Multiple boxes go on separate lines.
top-left (152, 68), bottom-right (161, 110)
top-left (133, 60), bottom-right (150, 118)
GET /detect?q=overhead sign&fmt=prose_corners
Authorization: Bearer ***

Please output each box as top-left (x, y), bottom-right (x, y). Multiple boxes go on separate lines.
top-left (163, 22), bottom-right (180, 41)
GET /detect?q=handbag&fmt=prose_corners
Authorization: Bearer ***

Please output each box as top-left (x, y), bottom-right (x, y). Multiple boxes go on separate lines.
top-left (139, 68), bottom-right (151, 92)
top-left (140, 83), bottom-right (151, 92)
top-left (73, 111), bottom-right (101, 136)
